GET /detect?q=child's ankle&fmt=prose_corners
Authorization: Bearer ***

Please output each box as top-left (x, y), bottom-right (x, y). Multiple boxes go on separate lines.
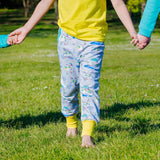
top-left (66, 128), bottom-right (78, 137)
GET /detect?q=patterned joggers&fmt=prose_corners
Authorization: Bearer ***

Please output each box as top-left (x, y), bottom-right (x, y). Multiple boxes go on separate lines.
top-left (57, 29), bottom-right (105, 123)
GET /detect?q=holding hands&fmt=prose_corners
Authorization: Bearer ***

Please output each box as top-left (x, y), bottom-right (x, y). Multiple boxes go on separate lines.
top-left (131, 33), bottom-right (151, 50)
top-left (131, 0), bottom-right (159, 50)
top-left (9, 26), bottom-right (28, 44)
top-left (137, 34), bottom-right (151, 50)
top-left (0, 34), bottom-right (18, 48)
top-left (7, 35), bottom-right (18, 45)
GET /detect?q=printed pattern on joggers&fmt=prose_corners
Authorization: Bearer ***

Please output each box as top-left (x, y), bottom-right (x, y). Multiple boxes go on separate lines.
top-left (57, 28), bottom-right (105, 123)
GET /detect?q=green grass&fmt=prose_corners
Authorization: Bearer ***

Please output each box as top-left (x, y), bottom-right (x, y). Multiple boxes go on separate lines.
top-left (0, 9), bottom-right (160, 160)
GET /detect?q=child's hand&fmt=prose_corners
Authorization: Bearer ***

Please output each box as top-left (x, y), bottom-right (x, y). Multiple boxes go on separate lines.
top-left (137, 34), bottom-right (151, 50)
top-left (7, 35), bottom-right (18, 45)
top-left (130, 33), bottom-right (139, 46)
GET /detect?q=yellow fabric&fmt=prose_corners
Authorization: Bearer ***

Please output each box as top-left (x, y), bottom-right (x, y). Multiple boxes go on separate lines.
top-left (66, 114), bottom-right (78, 129)
top-left (81, 120), bottom-right (97, 137)
top-left (58, 0), bottom-right (108, 42)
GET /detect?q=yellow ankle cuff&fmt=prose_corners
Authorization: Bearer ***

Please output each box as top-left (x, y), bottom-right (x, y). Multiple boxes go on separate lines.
top-left (81, 120), bottom-right (97, 137)
top-left (66, 114), bottom-right (78, 129)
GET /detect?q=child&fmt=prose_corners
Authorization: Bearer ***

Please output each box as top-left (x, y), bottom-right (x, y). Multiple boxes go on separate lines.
top-left (138, 0), bottom-right (160, 49)
top-left (0, 34), bottom-right (17, 48)
top-left (9, 0), bottom-right (138, 147)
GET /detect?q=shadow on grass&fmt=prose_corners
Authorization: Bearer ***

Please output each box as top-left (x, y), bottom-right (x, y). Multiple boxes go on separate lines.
top-left (0, 101), bottom-right (159, 136)
top-left (130, 118), bottom-right (160, 135)
top-left (96, 117), bottom-right (160, 137)
top-left (0, 111), bottom-right (65, 129)
top-left (100, 101), bottom-right (160, 120)
top-left (95, 100), bottom-right (160, 138)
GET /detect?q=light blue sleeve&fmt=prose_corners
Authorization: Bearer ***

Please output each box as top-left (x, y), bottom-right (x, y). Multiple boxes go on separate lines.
top-left (0, 35), bottom-right (10, 48)
top-left (138, 0), bottom-right (160, 37)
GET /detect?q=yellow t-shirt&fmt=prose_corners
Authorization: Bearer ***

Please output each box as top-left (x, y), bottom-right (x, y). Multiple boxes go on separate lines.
top-left (58, 0), bottom-right (108, 42)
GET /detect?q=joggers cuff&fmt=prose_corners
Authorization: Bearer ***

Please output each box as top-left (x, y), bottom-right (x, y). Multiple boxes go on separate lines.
top-left (81, 120), bottom-right (97, 137)
top-left (66, 114), bottom-right (78, 128)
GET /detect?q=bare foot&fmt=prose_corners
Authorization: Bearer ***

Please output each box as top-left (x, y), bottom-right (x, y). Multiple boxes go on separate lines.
top-left (66, 128), bottom-right (78, 137)
top-left (81, 135), bottom-right (95, 148)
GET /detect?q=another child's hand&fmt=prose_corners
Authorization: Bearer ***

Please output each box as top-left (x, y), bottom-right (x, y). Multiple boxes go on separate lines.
top-left (7, 35), bottom-right (18, 45)
top-left (137, 34), bottom-right (151, 50)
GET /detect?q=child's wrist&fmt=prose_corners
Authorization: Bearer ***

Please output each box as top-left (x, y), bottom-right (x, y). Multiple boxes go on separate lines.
top-left (130, 31), bottom-right (137, 39)
top-left (24, 24), bottom-right (32, 35)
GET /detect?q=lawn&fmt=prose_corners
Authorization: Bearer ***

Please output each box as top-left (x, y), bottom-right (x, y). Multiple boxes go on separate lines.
top-left (0, 9), bottom-right (160, 160)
